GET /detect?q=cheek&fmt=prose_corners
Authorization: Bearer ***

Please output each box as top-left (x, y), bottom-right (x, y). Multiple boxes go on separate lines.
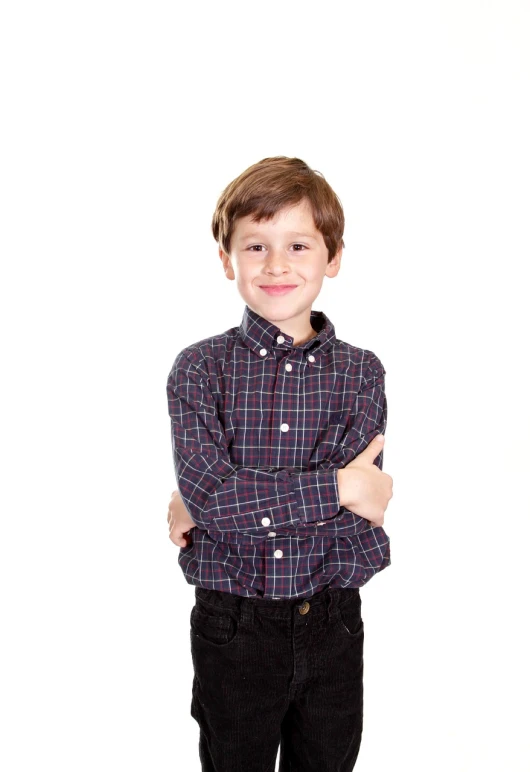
top-left (236, 266), bottom-right (257, 284)
top-left (302, 267), bottom-right (322, 282)
top-left (235, 273), bottom-right (255, 296)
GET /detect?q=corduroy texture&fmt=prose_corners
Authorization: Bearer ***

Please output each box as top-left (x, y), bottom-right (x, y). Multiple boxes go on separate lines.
top-left (189, 584), bottom-right (364, 771)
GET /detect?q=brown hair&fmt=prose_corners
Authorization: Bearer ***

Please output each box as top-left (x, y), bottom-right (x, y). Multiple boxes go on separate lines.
top-left (211, 156), bottom-right (345, 263)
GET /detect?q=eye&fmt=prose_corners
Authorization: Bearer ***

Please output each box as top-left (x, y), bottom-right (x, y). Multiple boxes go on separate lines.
top-left (246, 243), bottom-right (307, 253)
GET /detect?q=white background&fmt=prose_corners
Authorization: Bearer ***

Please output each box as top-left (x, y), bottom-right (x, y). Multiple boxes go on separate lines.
top-left (1, 1), bottom-right (529, 770)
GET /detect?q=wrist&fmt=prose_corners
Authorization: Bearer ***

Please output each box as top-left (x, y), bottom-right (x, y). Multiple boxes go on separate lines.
top-left (337, 469), bottom-right (349, 508)
top-left (337, 467), bottom-right (360, 509)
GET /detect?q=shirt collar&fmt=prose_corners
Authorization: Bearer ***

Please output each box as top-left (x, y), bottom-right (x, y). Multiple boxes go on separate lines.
top-left (238, 304), bottom-right (336, 358)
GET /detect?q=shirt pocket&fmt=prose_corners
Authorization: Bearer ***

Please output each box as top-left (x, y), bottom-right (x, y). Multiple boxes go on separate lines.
top-left (309, 410), bottom-right (349, 465)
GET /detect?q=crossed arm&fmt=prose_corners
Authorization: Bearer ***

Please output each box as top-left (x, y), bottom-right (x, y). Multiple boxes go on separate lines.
top-left (166, 351), bottom-right (393, 547)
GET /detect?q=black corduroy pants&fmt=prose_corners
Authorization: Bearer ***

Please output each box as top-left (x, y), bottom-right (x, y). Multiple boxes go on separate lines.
top-left (189, 583), bottom-right (365, 772)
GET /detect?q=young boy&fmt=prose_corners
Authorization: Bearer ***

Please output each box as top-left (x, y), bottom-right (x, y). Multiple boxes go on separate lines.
top-left (166, 156), bottom-right (393, 772)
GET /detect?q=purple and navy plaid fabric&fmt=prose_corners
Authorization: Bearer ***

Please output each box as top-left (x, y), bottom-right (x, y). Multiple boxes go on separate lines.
top-left (166, 304), bottom-right (390, 599)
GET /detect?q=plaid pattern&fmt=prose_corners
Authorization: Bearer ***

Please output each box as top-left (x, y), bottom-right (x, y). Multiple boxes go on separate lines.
top-left (166, 304), bottom-right (390, 599)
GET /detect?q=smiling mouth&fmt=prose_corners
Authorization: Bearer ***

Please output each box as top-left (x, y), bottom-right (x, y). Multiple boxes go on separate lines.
top-left (259, 285), bottom-right (298, 295)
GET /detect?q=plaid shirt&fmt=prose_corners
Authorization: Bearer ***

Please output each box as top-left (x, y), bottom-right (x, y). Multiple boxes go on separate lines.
top-left (166, 304), bottom-right (390, 599)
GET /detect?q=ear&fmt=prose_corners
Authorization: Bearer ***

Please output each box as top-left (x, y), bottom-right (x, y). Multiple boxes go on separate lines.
top-left (219, 247), bottom-right (235, 280)
top-left (325, 245), bottom-right (342, 278)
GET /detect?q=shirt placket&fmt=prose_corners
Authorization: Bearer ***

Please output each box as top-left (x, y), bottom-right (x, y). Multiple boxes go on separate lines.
top-left (264, 337), bottom-right (307, 599)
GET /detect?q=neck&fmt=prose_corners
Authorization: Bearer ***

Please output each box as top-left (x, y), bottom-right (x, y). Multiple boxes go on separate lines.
top-left (292, 327), bottom-right (317, 346)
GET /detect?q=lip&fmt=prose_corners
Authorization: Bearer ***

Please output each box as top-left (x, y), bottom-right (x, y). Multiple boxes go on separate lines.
top-left (259, 285), bottom-right (298, 296)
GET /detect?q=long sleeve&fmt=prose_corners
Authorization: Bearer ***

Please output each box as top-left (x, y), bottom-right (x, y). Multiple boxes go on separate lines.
top-left (167, 351), bottom-right (342, 542)
top-left (274, 353), bottom-right (388, 538)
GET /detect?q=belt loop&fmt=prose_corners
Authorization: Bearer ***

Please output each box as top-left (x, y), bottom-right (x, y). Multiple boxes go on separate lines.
top-left (240, 598), bottom-right (254, 626)
top-left (326, 588), bottom-right (338, 622)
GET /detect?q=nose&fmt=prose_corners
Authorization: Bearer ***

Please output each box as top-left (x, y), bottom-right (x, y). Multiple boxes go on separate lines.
top-left (264, 248), bottom-right (290, 274)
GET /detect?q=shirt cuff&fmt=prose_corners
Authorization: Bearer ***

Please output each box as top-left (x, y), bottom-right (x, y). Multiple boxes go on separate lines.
top-left (285, 468), bottom-right (341, 525)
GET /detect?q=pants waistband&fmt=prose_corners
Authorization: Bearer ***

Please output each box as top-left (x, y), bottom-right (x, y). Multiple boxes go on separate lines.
top-left (194, 584), bottom-right (359, 614)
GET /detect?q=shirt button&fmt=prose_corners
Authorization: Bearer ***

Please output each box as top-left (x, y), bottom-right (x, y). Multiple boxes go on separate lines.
top-left (307, 354), bottom-right (315, 363)
top-left (268, 531), bottom-right (276, 537)
top-left (280, 423), bottom-right (289, 432)
top-left (277, 335), bottom-right (285, 344)
top-left (261, 517), bottom-right (271, 526)
top-left (274, 549), bottom-right (283, 558)
top-left (285, 363), bottom-right (292, 372)
top-left (259, 348), bottom-right (267, 356)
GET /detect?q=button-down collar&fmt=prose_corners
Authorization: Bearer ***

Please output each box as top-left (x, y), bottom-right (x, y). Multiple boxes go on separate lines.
top-left (239, 304), bottom-right (336, 358)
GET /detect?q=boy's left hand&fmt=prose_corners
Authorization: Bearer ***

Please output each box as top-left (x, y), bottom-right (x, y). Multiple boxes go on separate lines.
top-left (167, 489), bottom-right (196, 548)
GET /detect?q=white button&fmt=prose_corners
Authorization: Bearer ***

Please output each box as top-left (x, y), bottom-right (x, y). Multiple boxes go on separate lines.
top-left (274, 549), bottom-right (283, 558)
top-left (307, 354), bottom-right (315, 363)
top-left (285, 363), bottom-right (292, 372)
top-left (277, 335), bottom-right (285, 344)
top-left (268, 531), bottom-right (276, 537)
top-left (316, 521), bottom-right (325, 526)
top-left (280, 423), bottom-right (289, 432)
top-left (261, 517), bottom-right (271, 526)
top-left (259, 348), bottom-right (267, 356)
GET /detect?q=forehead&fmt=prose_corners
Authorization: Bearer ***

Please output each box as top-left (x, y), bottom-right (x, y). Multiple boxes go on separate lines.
top-left (234, 200), bottom-right (319, 239)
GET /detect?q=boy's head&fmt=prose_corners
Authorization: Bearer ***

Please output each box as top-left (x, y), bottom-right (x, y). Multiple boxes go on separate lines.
top-left (212, 157), bottom-right (344, 340)
top-left (212, 156), bottom-right (345, 262)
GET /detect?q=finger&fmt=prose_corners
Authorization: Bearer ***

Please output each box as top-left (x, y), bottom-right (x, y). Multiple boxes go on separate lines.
top-left (349, 434), bottom-right (385, 465)
top-left (169, 528), bottom-right (185, 547)
top-left (171, 522), bottom-right (186, 541)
